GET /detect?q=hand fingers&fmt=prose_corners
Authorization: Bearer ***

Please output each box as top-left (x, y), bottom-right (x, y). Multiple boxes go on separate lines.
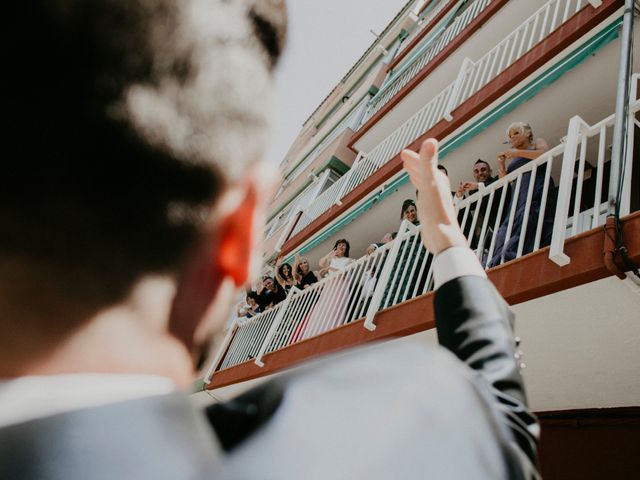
top-left (401, 149), bottom-right (422, 189)
top-left (418, 139), bottom-right (438, 178)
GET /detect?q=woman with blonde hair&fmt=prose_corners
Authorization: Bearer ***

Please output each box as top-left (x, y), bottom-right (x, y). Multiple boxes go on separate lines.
top-left (488, 122), bottom-right (556, 267)
top-left (292, 254), bottom-right (319, 290)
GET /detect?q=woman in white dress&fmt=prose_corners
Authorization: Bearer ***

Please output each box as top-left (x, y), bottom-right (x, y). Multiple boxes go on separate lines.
top-left (300, 239), bottom-right (354, 340)
top-left (318, 238), bottom-right (354, 277)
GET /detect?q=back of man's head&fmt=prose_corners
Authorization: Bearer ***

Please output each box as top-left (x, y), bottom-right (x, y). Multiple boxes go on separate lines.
top-left (2, 1), bottom-right (286, 371)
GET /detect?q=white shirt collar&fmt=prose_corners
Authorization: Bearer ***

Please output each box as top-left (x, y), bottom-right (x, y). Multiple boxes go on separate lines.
top-left (0, 373), bottom-right (176, 428)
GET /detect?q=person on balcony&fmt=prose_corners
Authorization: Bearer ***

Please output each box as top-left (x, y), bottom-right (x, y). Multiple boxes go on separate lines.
top-left (292, 254), bottom-right (319, 290)
top-left (318, 238), bottom-right (354, 277)
top-left (401, 199), bottom-right (419, 225)
top-left (275, 257), bottom-right (295, 293)
top-left (236, 291), bottom-right (261, 319)
top-left (256, 276), bottom-right (287, 310)
top-left (381, 231), bottom-right (397, 244)
top-left (1, 1), bottom-right (539, 478)
top-left (488, 122), bottom-right (556, 267)
top-left (455, 159), bottom-right (501, 256)
top-left (455, 159), bottom-right (498, 200)
top-left (381, 199), bottom-right (430, 308)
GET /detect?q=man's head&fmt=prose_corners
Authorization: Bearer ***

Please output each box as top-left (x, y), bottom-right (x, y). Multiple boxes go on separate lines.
top-left (3, 1), bottom-right (287, 384)
top-left (437, 164), bottom-right (448, 176)
top-left (473, 159), bottom-right (492, 183)
top-left (263, 277), bottom-right (276, 292)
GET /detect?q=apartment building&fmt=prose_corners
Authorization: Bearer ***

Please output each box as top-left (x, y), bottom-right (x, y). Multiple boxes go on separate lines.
top-left (205, 1), bottom-right (640, 476)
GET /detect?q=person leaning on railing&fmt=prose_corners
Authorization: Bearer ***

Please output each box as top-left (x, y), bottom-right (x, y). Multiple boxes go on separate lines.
top-left (488, 122), bottom-right (557, 267)
top-left (275, 256), bottom-right (295, 294)
top-left (454, 159), bottom-right (502, 256)
top-left (318, 238), bottom-right (354, 278)
top-left (292, 254), bottom-right (319, 289)
top-left (255, 276), bottom-right (287, 310)
top-left (236, 291), bottom-right (261, 319)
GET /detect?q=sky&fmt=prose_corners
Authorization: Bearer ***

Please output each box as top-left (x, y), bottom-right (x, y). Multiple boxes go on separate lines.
top-left (264, 0), bottom-right (410, 167)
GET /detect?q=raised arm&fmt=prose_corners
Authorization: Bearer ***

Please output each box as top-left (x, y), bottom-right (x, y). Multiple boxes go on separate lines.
top-left (274, 257), bottom-right (286, 288)
top-left (402, 139), bottom-right (539, 478)
top-left (318, 249), bottom-right (335, 269)
top-left (292, 254), bottom-right (302, 283)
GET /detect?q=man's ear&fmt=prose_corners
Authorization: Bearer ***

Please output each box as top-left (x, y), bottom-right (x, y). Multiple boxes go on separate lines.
top-left (167, 181), bottom-right (261, 355)
top-left (214, 183), bottom-right (258, 287)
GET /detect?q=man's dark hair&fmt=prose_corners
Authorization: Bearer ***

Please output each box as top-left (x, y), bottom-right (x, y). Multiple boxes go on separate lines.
top-left (474, 159), bottom-right (490, 168)
top-left (2, 1), bottom-right (286, 359)
top-left (437, 164), bottom-right (448, 176)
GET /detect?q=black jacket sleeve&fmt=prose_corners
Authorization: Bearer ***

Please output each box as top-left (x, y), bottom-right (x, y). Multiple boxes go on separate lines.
top-left (434, 275), bottom-right (540, 479)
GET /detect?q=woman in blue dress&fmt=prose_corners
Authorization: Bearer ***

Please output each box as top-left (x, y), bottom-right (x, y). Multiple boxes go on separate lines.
top-left (488, 122), bottom-right (556, 267)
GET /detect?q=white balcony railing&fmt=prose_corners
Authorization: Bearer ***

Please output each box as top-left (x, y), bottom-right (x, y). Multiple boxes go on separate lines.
top-left (397, 0), bottom-right (457, 56)
top-left (550, 74), bottom-right (640, 265)
top-left (444, 0), bottom-right (597, 117)
top-left (206, 97), bottom-right (638, 381)
top-left (288, 0), bottom-right (599, 241)
top-left (362, 0), bottom-right (492, 124)
top-left (264, 169), bottom-right (333, 252)
top-left (283, 96), bottom-right (370, 186)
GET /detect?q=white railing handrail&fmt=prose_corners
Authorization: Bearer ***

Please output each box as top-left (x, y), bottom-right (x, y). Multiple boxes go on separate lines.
top-left (398, 0), bottom-right (457, 56)
top-left (449, 0), bottom-right (595, 112)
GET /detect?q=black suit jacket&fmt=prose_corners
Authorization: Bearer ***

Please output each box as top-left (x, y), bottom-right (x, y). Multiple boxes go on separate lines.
top-left (0, 276), bottom-right (539, 479)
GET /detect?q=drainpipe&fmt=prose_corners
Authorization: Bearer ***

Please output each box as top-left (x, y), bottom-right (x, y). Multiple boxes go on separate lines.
top-left (604, 0), bottom-right (635, 279)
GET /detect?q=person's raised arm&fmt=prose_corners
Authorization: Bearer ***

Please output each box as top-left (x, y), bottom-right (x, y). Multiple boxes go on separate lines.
top-left (292, 254), bottom-right (302, 283)
top-left (501, 137), bottom-right (549, 162)
top-left (401, 139), bottom-right (539, 478)
top-left (274, 256), bottom-right (287, 288)
top-left (318, 249), bottom-right (335, 269)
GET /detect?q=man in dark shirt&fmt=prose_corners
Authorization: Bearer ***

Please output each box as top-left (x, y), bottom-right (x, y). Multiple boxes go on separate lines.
top-left (455, 159), bottom-right (501, 255)
top-left (455, 159), bottom-right (498, 199)
top-left (257, 276), bottom-right (287, 310)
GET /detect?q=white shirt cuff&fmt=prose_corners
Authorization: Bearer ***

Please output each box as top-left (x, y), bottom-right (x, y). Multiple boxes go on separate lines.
top-left (433, 246), bottom-right (487, 290)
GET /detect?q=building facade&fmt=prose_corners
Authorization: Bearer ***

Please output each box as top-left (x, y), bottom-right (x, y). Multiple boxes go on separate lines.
top-left (205, 1), bottom-right (640, 476)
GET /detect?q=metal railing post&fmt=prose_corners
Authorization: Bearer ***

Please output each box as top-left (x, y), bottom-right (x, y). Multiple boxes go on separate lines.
top-left (204, 319), bottom-right (238, 384)
top-left (444, 57), bottom-right (475, 121)
top-left (363, 221), bottom-right (411, 331)
top-left (549, 115), bottom-right (583, 266)
top-left (253, 287), bottom-right (300, 367)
